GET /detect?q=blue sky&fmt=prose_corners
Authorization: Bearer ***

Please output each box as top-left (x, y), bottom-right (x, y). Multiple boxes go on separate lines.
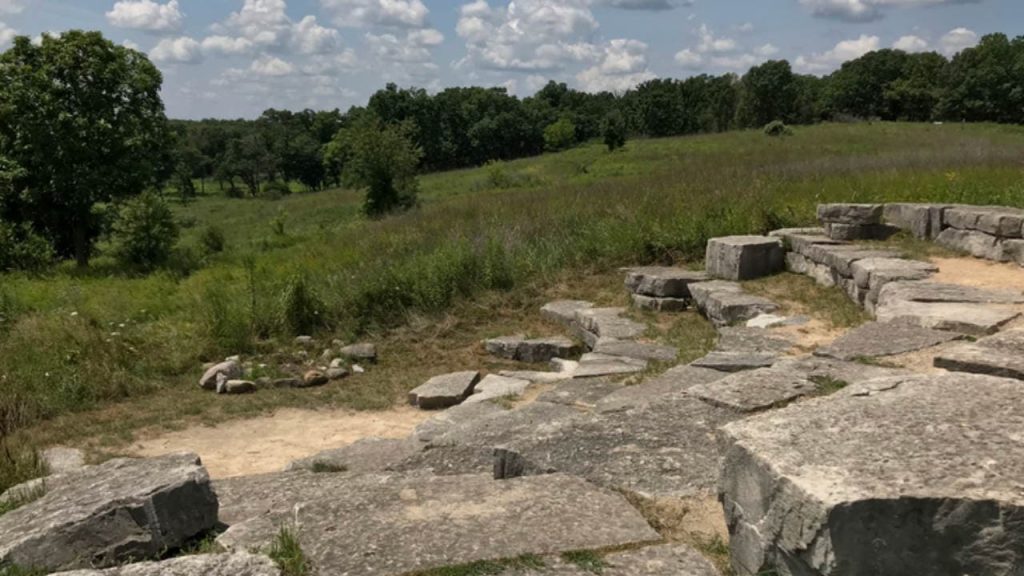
top-left (0, 0), bottom-right (1019, 119)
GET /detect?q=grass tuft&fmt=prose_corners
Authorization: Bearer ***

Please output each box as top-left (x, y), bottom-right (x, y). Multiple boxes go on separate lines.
top-left (310, 461), bottom-right (348, 474)
top-left (409, 554), bottom-right (545, 576)
top-left (268, 526), bottom-right (310, 576)
top-left (809, 375), bottom-right (850, 396)
top-left (560, 550), bottom-right (607, 574)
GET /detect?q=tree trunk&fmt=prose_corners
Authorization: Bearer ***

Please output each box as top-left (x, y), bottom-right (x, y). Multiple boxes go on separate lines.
top-left (73, 217), bottom-right (90, 268)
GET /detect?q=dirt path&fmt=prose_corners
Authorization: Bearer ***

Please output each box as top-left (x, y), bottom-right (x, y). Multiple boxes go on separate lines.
top-left (129, 406), bottom-right (429, 479)
top-left (929, 257), bottom-right (1024, 292)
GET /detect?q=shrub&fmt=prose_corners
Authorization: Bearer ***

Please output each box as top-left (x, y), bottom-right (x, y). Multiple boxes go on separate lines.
top-left (339, 116), bottom-right (422, 218)
top-left (544, 117), bottom-right (577, 152)
top-left (279, 274), bottom-right (325, 336)
top-left (602, 109), bottom-right (628, 151)
top-left (261, 181), bottom-right (291, 201)
top-left (763, 120), bottom-right (793, 137)
top-left (200, 225), bottom-right (226, 254)
top-left (0, 221), bottom-right (55, 272)
top-left (110, 192), bottom-right (179, 271)
top-left (166, 243), bottom-right (205, 277)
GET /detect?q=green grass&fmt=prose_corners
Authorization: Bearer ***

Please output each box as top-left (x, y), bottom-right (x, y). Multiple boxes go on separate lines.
top-left (809, 375), bottom-right (850, 396)
top-left (560, 550), bottom-right (607, 573)
top-left (267, 526), bottom-right (310, 576)
top-left (3, 122), bottom-right (1024, 492)
top-left (310, 461), bottom-right (348, 474)
top-left (409, 554), bottom-right (545, 576)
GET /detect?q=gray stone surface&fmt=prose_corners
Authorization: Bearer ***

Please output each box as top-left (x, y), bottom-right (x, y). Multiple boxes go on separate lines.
top-left (944, 205), bottom-right (1024, 237)
top-left (536, 377), bottom-right (626, 408)
top-left (624, 267), bottom-right (709, 298)
top-left (720, 373), bottom-right (1024, 576)
top-left (594, 338), bottom-right (678, 362)
top-left (802, 244), bottom-right (902, 278)
top-left (688, 368), bottom-right (818, 412)
top-left (408, 371), bottom-right (481, 410)
top-left (495, 544), bottom-right (721, 575)
top-left (769, 227), bottom-right (826, 239)
top-left (286, 437), bottom-right (423, 473)
top-left (631, 293), bottom-right (689, 312)
top-left (339, 342), bottom-right (377, 362)
top-left (936, 227), bottom-right (1008, 261)
top-left (199, 360), bottom-right (242, 390)
top-left (785, 252), bottom-right (836, 287)
top-left (574, 352), bottom-right (648, 378)
top-left (716, 326), bottom-right (795, 354)
top-left (495, 394), bottom-right (738, 499)
top-left (53, 553), bottom-right (280, 576)
top-left (575, 307), bottom-right (647, 341)
top-left (705, 236), bottom-right (784, 281)
top-left (875, 300), bottom-right (1020, 335)
top-left (815, 320), bottom-right (962, 360)
top-left (1005, 239), bottom-right (1024, 266)
top-left (541, 300), bottom-right (594, 326)
top-left (824, 222), bottom-right (897, 241)
top-left (690, 282), bottom-right (780, 328)
top-left (850, 257), bottom-right (936, 290)
top-left (771, 355), bottom-right (910, 385)
top-left (41, 447), bottom-right (86, 475)
top-left (464, 374), bottom-right (533, 404)
top-left (412, 401), bottom-right (509, 443)
top-left (690, 351), bottom-right (778, 372)
top-left (782, 233), bottom-right (841, 256)
top-left (878, 280), bottom-right (1024, 306)
top-left (215, 471), bottom-right (659, 576)
top-left (883, 203), bottom-right (950, 239)
top-left (934, 329), bottom-right (1024, 380)
top-left (817, 203), bottom-right (883, 225)
top-left (595, 365), bottom-right (728, 413)
top-left (0, 453), bottom-right (217, 572)
top-left (485, 335), bottom-right (578, 363)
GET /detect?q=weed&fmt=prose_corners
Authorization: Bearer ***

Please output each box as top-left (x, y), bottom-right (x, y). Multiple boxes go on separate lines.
top-left (487, 396), bottom-right (518, 410)
top-left (310, 461), bottom-right (348, 474)
top-left (268, 526), bottom-right (310, 576)
top-left (279, 274), bottom-right (326, 336)
top-left (809, 375), bottom-right (849, 396)
top-left (177, 529), bottom-right (224, 555)
top-left (853, 356), bottom-right (901, 368)
top-left (409, 554), bottom-right (545, 576)
top-left (561, 550), bottom-right (606, 573)
top-left (0, 565), bottom-right (47, 576)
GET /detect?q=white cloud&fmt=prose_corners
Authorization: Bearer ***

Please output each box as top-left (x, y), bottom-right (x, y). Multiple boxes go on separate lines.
top-left (798, 0), bottom-right (982, 22)
top-left (201, 35), bottom-right (254, 56)
top-left (597, 0), bottom-right (687, 8)
top-left (366, 28), bottom-right (444, 63)
top-left (291, 15), bottom-right (341, 54)
top-left (940, 27), bottom-right (978, 55)
top-left (150, 36), bottom-right (203, 63)
top-left (674, 48), bottom-right (703, 68)
top-left (220, 0), bottom-right (293, 48)
top-left (738, 22), bottom-right (755, 33)
top-left (123, 39), bottom-right (140, 50)
top-left (697, 24), bottom-right (736, 53)
top-left (576, 38), bottom-right (655, 93)
top-left (0, 21), bottom-right (15, 48)
top-left (250, 55), bottom-right (295, 76)
top-left (795, 34), bottom-right (880, 73)
top-left (0, 0), bottom-right (23, 15)
top-left (892, 34), bottom-right (929, 52)
top-left (320, 0), bottom-right (430, 28)
top-left (106, 0), bottom-right (183, 33)
top-left (754, 43), bottom-right (779, 57)
top-left (301, 49), bottom-right (361, 74)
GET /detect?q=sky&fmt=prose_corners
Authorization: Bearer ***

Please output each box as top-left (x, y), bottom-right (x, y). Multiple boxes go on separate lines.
top-left (0, 0), bottom-right (1020, 119)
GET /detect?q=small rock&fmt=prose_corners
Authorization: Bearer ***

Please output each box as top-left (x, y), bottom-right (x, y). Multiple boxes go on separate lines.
top-left (199, 360), bottom-right (242, 391)
top-left (339, 343), bottom-right (378, 363)
top-left (299, 370), bottom-right (329, 388)
top-left (329, 357), bottom-right (346, 369)
top-left (225, 355), bottom-right (242, 363)
top-left (464, 374), bottom-right (532, 404)
top-left (326, 367), bottom-right (349, 381)
top-left (219, 380), bottom-right (257, 395)
top-left (271, 377), bottom-right (302, 388)
top-left (540, 300), bottom-right (594, 326)
top-left (352, 364), bottom-right (366, 374)
top-left (294, 335), bottom-right (315, 347)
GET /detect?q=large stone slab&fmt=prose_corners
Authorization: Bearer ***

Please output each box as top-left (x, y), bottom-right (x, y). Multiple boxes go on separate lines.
top-left (690, 282), bottom-right (779, 328)
top-left (54, 553), bottom-right (279, 576)
top-left (720, 373), bottom-right (1024, 576)
top-left (849, 257), bottom-right (936, 290)
top-left (934, 328), bottom-right (1024, 380)
top-left (286, 437), bottom-right (423, 473)
top-left (815, 320), bottom-right (962, 361)
top-left (715, 326), bottom-right (795, 354)
top-left (536, 377), bottom-right (626, 408)
top-left (574, 308), bottom-right (647, 342)
top-left (878, 280), bottom-right (1024, 306)
top-left (771, 354), bottom-right (910, 385)
top-left (936, 227), bottom-right (1008, 261)
top-left (412, 401), bottom-right (509, 443)
top-left (875, 300), bottom-right (1020, 335)
top-left (785, 252), bottom-right (836, 287)
top-left (595, 365), bottom-right (728, 413)
top-left (215, 472), bottom-right (660, 576)
top-left (464, 374), bottom-right (533, 404)
top-left (882, 202), bottom-right (951, 239)
top-left (705, 236), bottom-right (784, 281)
top-left (802, 244), bottom-right (902, 278)
top-left (631, 293), bottom-right (689, 312)
top-left (1005, 239), bottom-right (1024, 266)
top-left (944, 205), bottom-right (1024, 238)
top-left (574, 352), bottom-right (648, 378)
top-left (408, 371), bottom-right (481, 410)
top-left (817, 203), bottom-right (883, 225)
top-left (494, 544), bottom-right (721, 575)
top-left (593, 338), bottom-right (678, 362)
top-left (541, 300), bottom-right (594, 326)
top-left (0, 453), bottom-right (217, 572)
top-left (823, 222), bottom-right (896, 241)
top-left (624, 267), bottom-right (709, 298)
top-left (690, 351), bottom-right (778, 373)
top-left (688, 368), bottom-right (819, 412)
top-left (485, 336), bottom-right (578, 363)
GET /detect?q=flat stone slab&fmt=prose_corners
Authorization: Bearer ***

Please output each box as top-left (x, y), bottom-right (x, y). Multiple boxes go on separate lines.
top-left (688, 368), bottom-right (819, 412)
top-left (286, 437), bottom-right (423, 473)
top-left (720, 373), bottom-right (1024, 576)
top-left (0, 453), bottom-right (217, 572)
top-left (485, 336), bottom-right (578, 363)
top-left (573, 352), bottom-right (648, 378)
top-left (536, 377), bottom-right (626, 408)
top-left (215, 472), bottom-right (660, 576)
top-left (878, 281), bottom-right (1024, 306)
top-left (817, 203), bottom-right (883, 225)
top-left (496, 394), bottom-right (739, 499)
top-left (874, 300), bottom-right (1020, 336)
top-left (944, 205), bottom-right (1024, 237)
top-left (850, 257), bottom-right (936, 290)
top-left (429, 401), bottom-right (582, 450)
top-left (575, 308), bottom-right (647, 341)
top-left (771, 355), bottom-right (910, 386)
top-left (541, 300), bottom-right (594, 326)
top-left (934, 328), bottom-right (1024, 380)
top-left (408, 371), bottom-right (481, 410)
top-left (705, 236), bottom-right (784, 281)
top-left (631, 293), bottom-right (689, 312)
top-left (464, 374), bottom-right (533, 404)
top-left (745, 313), bottom-right (809, 329)
top-left (690, 282), bottom-right (780, 327)
top-left (786, 252), bottom-right (837, 287)
top-left (624, 267), bottom-right (709, 298)
top-left (53, 553), bottom-right (279, 576)
top-left (690, 351), bottom-right (778, 372)
top-left (595, 365), bottom-right (727, 413)
top-left (815, 320), bottom-right (963, 361)
top-left (413, 401), bottom-right (510, 443)
top-left (496, 544), bottom-right (721, 575)
top-left (593, 338), bottom-right (678, 362)
top-left (715, 327), bottom-right (795, 354)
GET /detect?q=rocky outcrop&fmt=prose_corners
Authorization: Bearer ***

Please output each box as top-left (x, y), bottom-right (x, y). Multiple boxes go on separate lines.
top-left (53, 553), bottom-right (279, 576)
top-left (286, 437), bottom-right (424, 473)
top-left (719, 373), bottom-right (1024, 576)
top-left (0, 453), bottom-right (217, 572)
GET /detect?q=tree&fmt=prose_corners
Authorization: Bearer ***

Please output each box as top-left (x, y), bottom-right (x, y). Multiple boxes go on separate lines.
top-left (338, 116), bottom-right (423, 217)
top-left (109, 191), bottom-right (179, 271)
top-left (602, 109), bottom-right (627, 151)
top-left (543, 117), bottom-right (577, 151)
top-left (736, 60), bottom-right (798, 128)
top-left (0, 31), bottom-right (170, 267)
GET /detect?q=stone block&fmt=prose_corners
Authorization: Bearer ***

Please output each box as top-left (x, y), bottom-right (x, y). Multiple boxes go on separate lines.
top-left (882, 203), bottom-right (951, 240)
top-left (705, 236), bottom-right (784, 281)
top-left (933, 328), bottom-right (1024, 381)
top-left (816, 203), bottom-right (883, 225)
top-left (631, 293), bottom-right (689, 312)
top-left (463, 374), bottom-right (532, 404)
top-left (690, 351), bottom-right (778, 373)
top-left (944, 206), bottom-right (1024, 237)
top-left (53, 553), bottom-right (280, 576)
top-left (935, 227), bottom-right (1008, 261)
top-left (687, 367), bottom-right (818, 412)
top-left (624, 267), bottom-right (709, 298)
top-left (541, 300), bottom-right (594, 326)
top-left (408, 371), bottom-right (481, 410)
top-left (824, 222), bottom-right (898, 241)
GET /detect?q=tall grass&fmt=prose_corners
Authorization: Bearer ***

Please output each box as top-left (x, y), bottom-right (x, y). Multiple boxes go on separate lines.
top-left (0, 122), bottom-right (1023, 485)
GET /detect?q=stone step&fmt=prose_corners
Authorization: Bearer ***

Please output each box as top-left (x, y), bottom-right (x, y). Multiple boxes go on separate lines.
top-left (687, 368), bottom-right (819, 413)
top-left (485, 335), bottom-right (579, 363)
top-left (408, 371), bottom-right (481, 410)
top-left (815, 320), bottom-right (963, 361)
top-left (624, 266), bottom-right (709, 298)
top-left (574, 307), bottom-right (647, 348)
top-left (934, 328), bottom-right (1024, 380)
top-left (690, 282), bottom-right (780, 328)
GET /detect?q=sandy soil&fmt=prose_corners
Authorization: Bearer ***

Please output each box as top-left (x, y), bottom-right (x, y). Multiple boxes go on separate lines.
top-left (129, 406), bottom-right (429, 479)
top-left (774, 318), bottom-right (846, 353)
top-left (929, 257), bottom-right (1024, 292)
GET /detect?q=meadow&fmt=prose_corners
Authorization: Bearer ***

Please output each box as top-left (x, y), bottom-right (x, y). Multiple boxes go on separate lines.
top-left (2, 121), bottom-right (1023, 491)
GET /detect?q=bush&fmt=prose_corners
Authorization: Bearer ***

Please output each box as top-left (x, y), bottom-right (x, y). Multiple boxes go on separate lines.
top-left (200, 225), bottom-right (226, 254)
top-left (0, 221), bottom-right (55, 272)
top-left (339, 116), bottom-right (422, 218)
top-left (279, 274), bottom-right (325, 336)
top-left (166, 243), bottom-right (205, 277)
top-left (544, 117), bottom-right (577, 152)
top-left (261, 181), bottom-right (291, 201)
top-left (110, 192), bottom-right (179, 271)
top-left (763, 120), bottom-right (793, 137)
top-left (602, 110), bottom-right (627, 151)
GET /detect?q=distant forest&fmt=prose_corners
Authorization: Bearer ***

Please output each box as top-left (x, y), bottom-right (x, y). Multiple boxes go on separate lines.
top-left (170, 33), bottom-right (1024, 196)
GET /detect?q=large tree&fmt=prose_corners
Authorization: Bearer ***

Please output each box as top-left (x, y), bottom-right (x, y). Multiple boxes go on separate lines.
top-left (0, 30), bottom-right (170, 266)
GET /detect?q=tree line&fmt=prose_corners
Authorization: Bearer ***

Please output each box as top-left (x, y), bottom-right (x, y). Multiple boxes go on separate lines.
top-left (2, 30), bottom-right (1024, 271)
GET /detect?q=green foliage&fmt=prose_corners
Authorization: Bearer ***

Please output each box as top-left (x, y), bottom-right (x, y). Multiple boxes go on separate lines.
top-left (0, 439), bottom-right (46, 505)
top-left (0, 30), bottom-right (170, 267)
top-left (261, 180), bottom-right (292, 201)
top-left (601, 109), bottom-right (627, 151)
top-left (560, 550), bottom-right (606, 573)
top-left (310, 461), bottom-right (348, 473)
top-left (0, 221), bottom-right (54, 273)
top-left (0, 565), bottom-right (47, 576)
top-left (809, 375), bottom-right (850, 396)
top-left (110, 192), bottom-right (180, 271)
top-left (279, 274), bottom-right (325, 336)
top-left (763, 121), bottom-right (793, 137)
top-left (544, 117), bottom-right (577, 152)
top-left (411, 555), bottom-right (545, 576)
top-left (738, 60), bottom-right (799, 127)
top-left (200, 226), bottom-right (226, 254)
top-left (338, 116), bottom-right (423, 217)
top-left (268, 526), bottom-right (310, 576)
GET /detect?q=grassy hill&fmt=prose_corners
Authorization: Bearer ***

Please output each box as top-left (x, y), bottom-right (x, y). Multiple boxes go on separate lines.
top-left (2, 121), bottom-right (1024, 489)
